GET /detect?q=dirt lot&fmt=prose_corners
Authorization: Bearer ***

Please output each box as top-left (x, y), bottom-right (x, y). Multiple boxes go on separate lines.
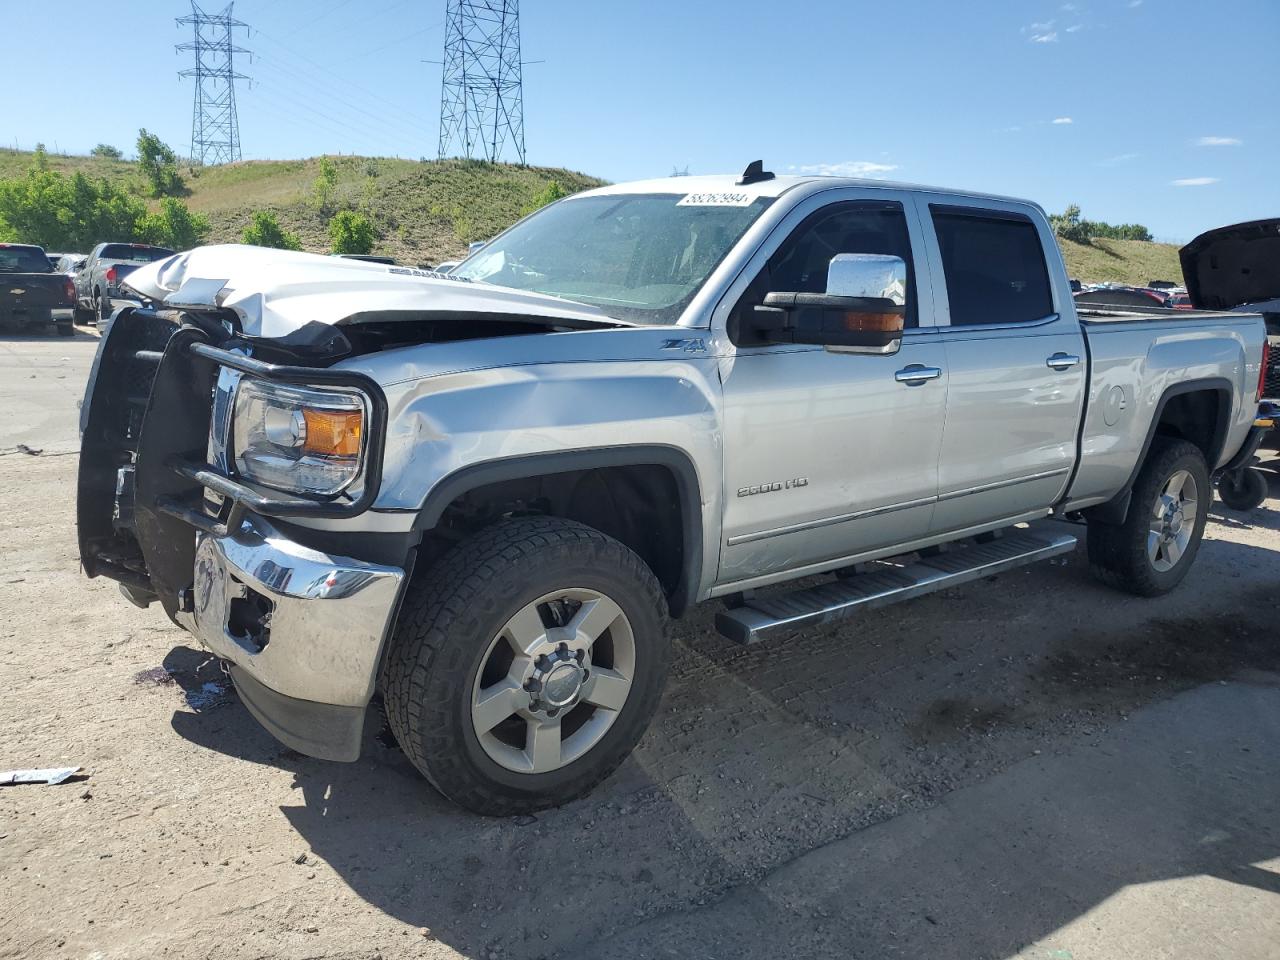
top-left (2, 333), bottom-right (1279, 960)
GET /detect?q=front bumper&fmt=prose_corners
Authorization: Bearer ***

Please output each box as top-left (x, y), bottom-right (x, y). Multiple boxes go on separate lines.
top-left (183, 513), bottom-right (406, 759)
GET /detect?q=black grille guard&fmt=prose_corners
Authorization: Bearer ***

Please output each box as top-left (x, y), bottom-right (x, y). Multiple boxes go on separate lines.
top-left (158, 339), bottom-right (389, 537)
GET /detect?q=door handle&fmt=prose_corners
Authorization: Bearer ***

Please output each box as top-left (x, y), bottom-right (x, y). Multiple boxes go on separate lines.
top-left (1046, 353), bottom-right (1081, 370)
top-left (895, 365), bottom-right (943, 385)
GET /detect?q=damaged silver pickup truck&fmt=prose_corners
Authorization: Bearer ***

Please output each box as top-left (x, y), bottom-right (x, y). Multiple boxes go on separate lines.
top-left (79, 166), bottom-right (1269, 815)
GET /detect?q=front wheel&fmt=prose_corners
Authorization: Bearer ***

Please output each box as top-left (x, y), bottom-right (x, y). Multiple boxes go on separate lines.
top-left (1218, 467), bottom-right (1269, 511)
top-left (1088, 437), bottom-right (1210, 596)
top-left (381, 517), bottom-right (671, 816)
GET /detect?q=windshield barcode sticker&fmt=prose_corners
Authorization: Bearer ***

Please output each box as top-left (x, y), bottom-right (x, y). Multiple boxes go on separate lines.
top-left (677, 192), bottom-right (754, 207)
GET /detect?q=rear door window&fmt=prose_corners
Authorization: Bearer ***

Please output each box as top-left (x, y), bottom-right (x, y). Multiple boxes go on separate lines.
top-left (930, 208), bottom-right (1053, 326)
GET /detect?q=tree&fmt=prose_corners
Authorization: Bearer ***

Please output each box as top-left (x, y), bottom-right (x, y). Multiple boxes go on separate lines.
top-left (32, 143), bottom-right (49, 172)
top-left (328, 210), bottom-right (375, 255)
top-left (312, 156), bottom-right (338, 212)
top-left (136, 129), bottom-right (183, 197)
top-left (520, 180), bottom-right (570, 216)
top-left (141, 197), bottom-right (210, 250)
top-left (241, 211), bottom-right (302, 251)
top-left (91, 144), bottom-right (123, 160)
top-left (1049, 204), bottom-right (1152, 244)
top-left (0, 169), bottom-right (149, 250)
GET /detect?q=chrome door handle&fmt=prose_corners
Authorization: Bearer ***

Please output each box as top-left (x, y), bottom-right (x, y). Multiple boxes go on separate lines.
top-left (895, 365), bottom-right (943, 384)
top-left (1046, 353), bottom-right (1081, 370)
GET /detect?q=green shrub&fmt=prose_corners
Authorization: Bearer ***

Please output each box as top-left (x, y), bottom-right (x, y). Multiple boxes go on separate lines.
top-left (241, 211), bottom-right (302, 251)
top-left (520, 180), bottom-right (570, 216)
top-left (140, 197), bottom-right (210, 250)
top-left (0, 168), bottom-right (148, 249)
top-left (136, 129), bottom-right (183, 197)
top-left (312, 156), bottom-right (338, 212)
top-left (91, 144), bottom-right (123, 160)
top-left (328, 210), bottom-right (375, 255)
top-left (1050, 204), bottom-right (1153, 244)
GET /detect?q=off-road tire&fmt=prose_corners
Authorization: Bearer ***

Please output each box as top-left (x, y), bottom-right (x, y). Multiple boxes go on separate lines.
top-left (56, 321), bottom-right (75, 337)
top-left (1217, 466), bottom-right (1269, 511)
top-left (380, 516), bottom-right (671, 816)
top-left (72, 305), bottom-right (93, 326)
top-left (1087, 437), bottom-right (1209, 596)
top-left (96, 291), bottom-right (110, 324)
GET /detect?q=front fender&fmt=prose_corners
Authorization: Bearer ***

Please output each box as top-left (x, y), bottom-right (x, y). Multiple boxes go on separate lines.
top-left (367, 355), bottom-right (724, 605)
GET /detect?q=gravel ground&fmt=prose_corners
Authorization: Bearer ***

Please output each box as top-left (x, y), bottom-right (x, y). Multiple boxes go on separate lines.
top-left (1, 334), bottom-right (1278, 960)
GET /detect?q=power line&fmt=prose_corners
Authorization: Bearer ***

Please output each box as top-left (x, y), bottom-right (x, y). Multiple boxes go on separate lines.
top-left (176, 2), bottom-right (251, 165)
top-left (438, 0), bottom-right (526, 165)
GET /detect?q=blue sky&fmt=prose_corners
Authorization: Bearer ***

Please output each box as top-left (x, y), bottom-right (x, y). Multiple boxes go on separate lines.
top-left (5, 0), bottom-right (1277, 241)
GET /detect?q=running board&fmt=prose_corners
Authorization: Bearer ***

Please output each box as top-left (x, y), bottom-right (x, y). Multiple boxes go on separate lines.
top-left (714, 530), bottom-right (1078, 645)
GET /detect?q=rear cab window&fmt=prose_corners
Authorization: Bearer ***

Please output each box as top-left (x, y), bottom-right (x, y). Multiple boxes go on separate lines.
top-left (930, 206), bottom-right (1053, 326)
top-left (0, 246), bottom-right (52, 273)
top-left (99, 244), bottom-right (175, 262)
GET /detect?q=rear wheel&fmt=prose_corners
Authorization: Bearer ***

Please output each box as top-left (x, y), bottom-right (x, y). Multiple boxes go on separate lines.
top-left (1217, 466), bottom-right (1269, 511)
top-left (1088, 437), bottom-right (1210, 596)
top-left (56, 321), bottom-right (74, 337)
top-left (96, 290), bottom-right (110, 324)
top-left (381, 516), bottom-right (671, 816)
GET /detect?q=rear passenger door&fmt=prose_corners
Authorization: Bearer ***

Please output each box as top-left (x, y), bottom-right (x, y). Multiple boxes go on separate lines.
top-left (920, 201), bottom-right (1087, 534)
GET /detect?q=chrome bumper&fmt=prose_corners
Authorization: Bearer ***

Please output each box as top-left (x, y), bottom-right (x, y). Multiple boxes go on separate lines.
top-left (183, 514), bottom-right (405, 725)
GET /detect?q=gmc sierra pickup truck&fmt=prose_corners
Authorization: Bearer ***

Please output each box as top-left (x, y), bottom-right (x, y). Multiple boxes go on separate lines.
top-left (78, 165), bottom-right (1268, 815)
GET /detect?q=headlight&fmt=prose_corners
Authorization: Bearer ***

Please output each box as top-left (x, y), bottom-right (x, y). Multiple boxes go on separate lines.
top-left (232, 378), bottom-right (368, 496)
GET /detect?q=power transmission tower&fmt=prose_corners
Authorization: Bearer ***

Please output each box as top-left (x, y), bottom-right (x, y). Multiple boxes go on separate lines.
top-left (438, 0), bottom-right (526, 165)
top-left (176, 2), bottom-right (250, 165)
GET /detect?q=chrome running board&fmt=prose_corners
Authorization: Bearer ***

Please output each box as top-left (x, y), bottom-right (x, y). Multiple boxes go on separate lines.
top-left (714, 530), bottom-right (1078, 645)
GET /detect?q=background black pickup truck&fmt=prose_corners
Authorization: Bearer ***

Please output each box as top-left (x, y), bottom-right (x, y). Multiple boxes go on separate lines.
top-left (0, 243), bottom-right (75, 336)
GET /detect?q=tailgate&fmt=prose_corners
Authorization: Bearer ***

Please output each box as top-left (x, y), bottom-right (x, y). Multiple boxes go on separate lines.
top-left (0, 273), bottom-right (65, 312)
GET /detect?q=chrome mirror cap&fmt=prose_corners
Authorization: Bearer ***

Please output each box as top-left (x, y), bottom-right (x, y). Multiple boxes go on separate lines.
top-left (827, 253), bottom-right (907, 305)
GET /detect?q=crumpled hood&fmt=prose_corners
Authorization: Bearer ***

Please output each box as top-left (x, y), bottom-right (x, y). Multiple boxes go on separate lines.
top-left (122, 243), bottom-right (613, 339)
top-left (1180, 219), bottom-right (1280, 312)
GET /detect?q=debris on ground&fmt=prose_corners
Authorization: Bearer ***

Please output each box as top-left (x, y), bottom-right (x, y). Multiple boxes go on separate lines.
top-left (0, 767), bottom-right (82, 786)
top-left (185, 681), bottom-right (229, 710)
top-left (132, 666), bottom-right (175, 686)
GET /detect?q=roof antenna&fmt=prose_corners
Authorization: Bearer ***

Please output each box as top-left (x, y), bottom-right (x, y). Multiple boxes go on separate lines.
top-left (737, 159), bottom-right (775, 186)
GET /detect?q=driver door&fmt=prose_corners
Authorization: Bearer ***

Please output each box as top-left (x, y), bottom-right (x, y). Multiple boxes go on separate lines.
top-left (716, 193), bottom-right (947, 587)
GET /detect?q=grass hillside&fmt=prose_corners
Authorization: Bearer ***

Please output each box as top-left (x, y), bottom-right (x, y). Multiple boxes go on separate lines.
top-left (1057, 236), bottom-right (1183, 286)
top-left (0, 148), bottom-right (604, 266)
top-left (0, 147), bottom-right (1185, 282)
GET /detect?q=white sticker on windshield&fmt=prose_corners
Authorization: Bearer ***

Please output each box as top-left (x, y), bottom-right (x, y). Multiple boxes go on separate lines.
top-left (677, 192), bottom-right (754, 207)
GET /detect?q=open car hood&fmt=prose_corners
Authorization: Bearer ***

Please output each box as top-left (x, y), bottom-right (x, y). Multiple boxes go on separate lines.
top-left (122, 244), bottom-right (615, 339)
top-left (1180, 219), bottom-right (1280, 312)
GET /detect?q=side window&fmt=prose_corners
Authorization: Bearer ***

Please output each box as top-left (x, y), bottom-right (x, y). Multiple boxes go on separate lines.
top-left (735, 201), bottom-right (919, 331)
top-left (930, 208), bottom-right (1053, 326)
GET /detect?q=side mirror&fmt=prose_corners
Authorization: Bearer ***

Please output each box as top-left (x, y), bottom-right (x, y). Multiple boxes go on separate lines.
top-left (749, 253), bottom-right (907, 354)
top-left (468, 240), bottom-right (487, 254)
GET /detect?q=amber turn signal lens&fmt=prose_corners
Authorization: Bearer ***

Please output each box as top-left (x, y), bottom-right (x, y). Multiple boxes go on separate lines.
top-left (839, 311), bottom-right (904, 333)
top-left (302, 408), bottom-right (363, 458)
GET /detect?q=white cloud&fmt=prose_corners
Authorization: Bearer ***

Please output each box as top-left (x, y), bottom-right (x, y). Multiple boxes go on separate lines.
top-left (1061, 2), bottom-right (1078, 10)
top-left (1196, 136), bottom-right (1242, 146)
top-left (1066, 23), bottom-right (1084, 32)
top-left (1128, 0), bottom-right (1143, 6)
top-left (794, 161), bottom-right (898, 179)
top-left (1098, 152), bottom-right (1139, 166)
top-left (1031, 30), bottom-right (1059, 42)
top-left (1172, 177), bottom-right (1219, 187)
top-left (1052, 117), bottom-right (1074, 124)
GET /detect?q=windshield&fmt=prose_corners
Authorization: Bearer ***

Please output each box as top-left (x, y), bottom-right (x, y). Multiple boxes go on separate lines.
top-left (453, 192), bottom-right (774, 324)
top-left (0, 247), bottom-right (51, 273)
top-left (100, 244), bottom-right (175, 262)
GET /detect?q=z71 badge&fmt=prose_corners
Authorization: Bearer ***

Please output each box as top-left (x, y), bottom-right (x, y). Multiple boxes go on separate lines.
top-left (737, 478), bottom-right (809, 497)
